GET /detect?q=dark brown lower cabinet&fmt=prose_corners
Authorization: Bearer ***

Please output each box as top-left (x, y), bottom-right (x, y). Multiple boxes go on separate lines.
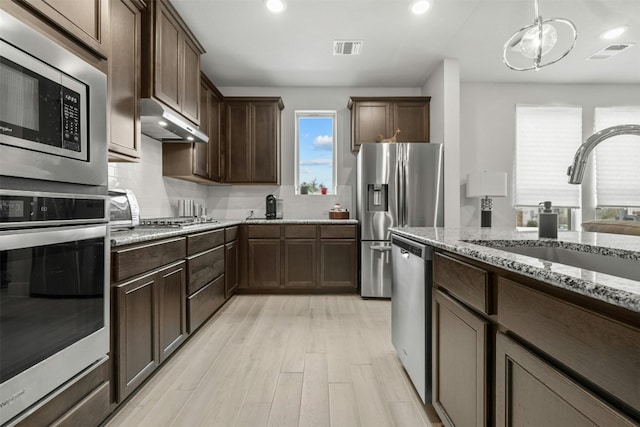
top-left (13, 359), bottom-right (110, 427)
top-left (495, 332), bottom-right (636, 427)
top-left (284, 239), bottom-right (316, 288)
top-left (433, 289), bottom-right (488, 427)
top-left (225, 239), bottom-right (239, 297)
top-left (242, 224), bottom-right (358, 292)
top-left (248, 238), bottom-right (281, 288)
top-left (114, 260), bottom-right (186, 402)
top-left (188, 275), bottom-right (226, 332)
top-left (431, 248), bottom-right (640, 427)
top-left (158, 264), bottom-right (187, 362)
top-left (319, 240), bottom-right (357, 289)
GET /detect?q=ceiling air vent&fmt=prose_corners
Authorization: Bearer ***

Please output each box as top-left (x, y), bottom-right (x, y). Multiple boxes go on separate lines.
top-left (586, 43), bottom-right (635, 60)
top-left (333, 40), bottom-right (363, 56)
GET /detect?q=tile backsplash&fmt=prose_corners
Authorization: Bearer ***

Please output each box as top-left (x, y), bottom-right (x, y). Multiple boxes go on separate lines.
top-left (109, 136), bottom-right (209, 218)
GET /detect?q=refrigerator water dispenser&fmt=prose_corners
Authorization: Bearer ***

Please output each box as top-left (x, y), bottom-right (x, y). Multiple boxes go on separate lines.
top-left (367, 184), bottom-right (388, 211)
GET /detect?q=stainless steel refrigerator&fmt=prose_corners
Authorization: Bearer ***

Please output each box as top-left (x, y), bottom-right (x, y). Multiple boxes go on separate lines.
top-left (357, 143), bottom-right (444, 298)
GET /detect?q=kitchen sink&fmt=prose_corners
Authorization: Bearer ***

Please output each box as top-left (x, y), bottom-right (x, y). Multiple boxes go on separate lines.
top-left (464, 240), bottom-right (640, 282)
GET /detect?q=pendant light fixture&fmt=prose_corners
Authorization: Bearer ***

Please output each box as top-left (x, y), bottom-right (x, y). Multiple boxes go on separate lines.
top-left (503, 0), bottom-right (577, 71)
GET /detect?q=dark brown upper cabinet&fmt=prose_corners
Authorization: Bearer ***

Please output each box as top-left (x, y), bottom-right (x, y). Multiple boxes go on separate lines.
top-left (17, 0), bottom-right (110, 58)
top-left (142, 0), bottom-right (204, 126)
top-left (348, 97), bottom-right (430, 152)
top-left (162, 73), bottom-right (224, 183)
top-left (224, 97), bottom-right (284, 184)
top-left (108, 0), bottom-right (144, 162)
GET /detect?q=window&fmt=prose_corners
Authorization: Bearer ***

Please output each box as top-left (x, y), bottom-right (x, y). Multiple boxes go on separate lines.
top-left (514, 105), bottom-right (582, 229)
top-left (593, 106), bottom-right (640, 208)
top-left (295, 111), bottom-right (337, 195)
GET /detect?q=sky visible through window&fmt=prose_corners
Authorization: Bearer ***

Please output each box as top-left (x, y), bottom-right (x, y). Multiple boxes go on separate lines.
top-left (298, 114), bottom-right (334, 194)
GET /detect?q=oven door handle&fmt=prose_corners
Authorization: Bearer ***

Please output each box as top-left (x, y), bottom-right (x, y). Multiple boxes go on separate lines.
top-left (0, 224), bottom-right (107, 250)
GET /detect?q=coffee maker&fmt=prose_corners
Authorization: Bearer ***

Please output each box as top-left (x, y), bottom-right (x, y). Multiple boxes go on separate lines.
top-left (266, 194), bottom-right (277, 219)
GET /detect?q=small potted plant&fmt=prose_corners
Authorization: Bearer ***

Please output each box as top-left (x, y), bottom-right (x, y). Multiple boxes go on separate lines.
top-left (300, 182), bottom-right (310, 195)
top-left (320, 184), bottom-right (328, 195)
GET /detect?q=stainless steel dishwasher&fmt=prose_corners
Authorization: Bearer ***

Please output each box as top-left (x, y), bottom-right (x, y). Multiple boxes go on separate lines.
top-left (391, 234), bottom-right (433, 404)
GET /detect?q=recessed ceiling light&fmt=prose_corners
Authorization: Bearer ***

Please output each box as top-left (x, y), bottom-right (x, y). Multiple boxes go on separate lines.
top-left (410, 0), bottom-right (431, 15)
top-left (600, 26), bottom-right (628, 40)
top-left (158, 121), bottom-right (167, 127)
top-left (187, 136), bottom-right (194, 141)
top-left (265, 0), bottom-right (286, 13)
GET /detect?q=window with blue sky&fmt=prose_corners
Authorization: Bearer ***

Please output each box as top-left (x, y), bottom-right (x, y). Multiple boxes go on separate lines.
top-left (295, 111), bottom-right (336, 195)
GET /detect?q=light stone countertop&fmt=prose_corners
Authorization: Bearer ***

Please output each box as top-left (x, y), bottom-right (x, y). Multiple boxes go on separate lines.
top-left (111, 218), bottom-right (358, 247)
top-left (389, 227), bottom-right (640, 313)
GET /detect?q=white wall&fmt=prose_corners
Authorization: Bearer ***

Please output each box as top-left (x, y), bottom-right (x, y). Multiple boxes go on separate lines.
top-left (422, 59), bottom-right (461, 227)
top-left (460, 83), bottom-right (640, 228)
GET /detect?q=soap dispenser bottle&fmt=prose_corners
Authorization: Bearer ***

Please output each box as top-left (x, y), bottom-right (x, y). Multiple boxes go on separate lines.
top-left (538, 201), bottom-right (558, 238)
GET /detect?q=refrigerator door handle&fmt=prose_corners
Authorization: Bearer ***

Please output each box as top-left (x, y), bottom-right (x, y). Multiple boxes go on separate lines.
top-left (371, 245), bottom-right (392, 252)
top-left (398, 144), bottom-right (406, 227)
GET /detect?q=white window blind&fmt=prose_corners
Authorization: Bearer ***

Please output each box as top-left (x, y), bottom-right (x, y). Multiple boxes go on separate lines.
top-left (514, 105), bottom-right (582, 207)
top-left (594, 107), bottom-right (640, 207)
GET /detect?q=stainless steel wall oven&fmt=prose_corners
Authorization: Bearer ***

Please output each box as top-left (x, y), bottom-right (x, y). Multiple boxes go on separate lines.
top-left (0, 190), bottom-right (110, 425)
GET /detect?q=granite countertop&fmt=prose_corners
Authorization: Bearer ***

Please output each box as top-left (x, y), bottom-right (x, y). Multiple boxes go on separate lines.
top-left (389, 227), bottom-right (640, 313)
top-left (111, 218), bottom-right (358, 247)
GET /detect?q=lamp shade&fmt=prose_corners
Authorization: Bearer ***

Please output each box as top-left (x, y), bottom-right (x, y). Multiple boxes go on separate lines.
top-left (467, 171), bottom-right (508, 198)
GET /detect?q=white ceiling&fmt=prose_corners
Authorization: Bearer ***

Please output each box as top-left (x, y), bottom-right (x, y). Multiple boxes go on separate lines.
top-left (171, 0), bottom-right (640, 88)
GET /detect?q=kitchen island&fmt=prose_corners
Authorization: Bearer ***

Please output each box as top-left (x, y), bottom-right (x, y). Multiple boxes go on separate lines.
top-left (389, 227), bottom-right (639, 427)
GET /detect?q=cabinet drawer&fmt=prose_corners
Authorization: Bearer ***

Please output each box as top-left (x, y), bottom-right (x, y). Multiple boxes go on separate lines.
top-left (320, 225), bottom-right (356, 239)
top-left (433, 252), bottom-right (490, 315)
top-left (51, 382), bottom-right (110, 427)
top-left (225, 226), bottom-right (238, 242)
top-left (187, 274), bottom-right (225, 333)
top-left (187, 245), bottom-right (225, 295)
top-left (495, 332), bottom-right (636, 427)
top-left (187, 229), bottom-right (224, 255)
top-left (497, 277), bottom-right (640, 412)
top-left (248, 225), bottom-right (281, 238)
top-left (112, 237), bottom-right (186, 282)
top-left (285, 225), bottom-right (317, 239)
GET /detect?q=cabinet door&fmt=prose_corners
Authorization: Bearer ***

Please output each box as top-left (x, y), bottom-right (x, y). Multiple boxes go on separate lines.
top-left (225, 240), bottom-right (239, 297)
top-left (115, 273), bottom-right (158, 402)
top-left (157, 262), bottom-right (187, 362)
top-left (318, 240), bottom-right (357, 289)
top-left (433, 289), bottom-right (488, 427)
top-left (154, 2), bottom-right (181, 113)
top-left (225, 102), bottom-right (252, 183)
top-left (495, 332), bottom-right (635, 427)
top-left (248, 239), bottom-right (281, 288)
top-left (351, 101), bottom-right (391, 151)
top-left (208, 89), bottom-right (223, 182)
top-left (181, 36), bottom-right (201, 124)
top-left (108, 0), bottom-right (142, 162)
top-left (284, 239), bottom-right (316, 288)
top-left (193, 81), bottom-right (210, 178)
top-left (19, 0), bottom-right (109, 58)
top-left (393, 101), bottom-right (429, 142)
top-left (251, 102), bottom-right (279, 183)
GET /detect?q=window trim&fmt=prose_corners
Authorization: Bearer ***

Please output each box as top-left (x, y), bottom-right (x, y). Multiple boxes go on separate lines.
top-left (294, 110), bottom-right (338, 196)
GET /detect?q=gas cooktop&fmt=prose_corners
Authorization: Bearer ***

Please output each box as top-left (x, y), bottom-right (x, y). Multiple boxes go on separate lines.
top-left (138, 217), bottom-right (218, 228)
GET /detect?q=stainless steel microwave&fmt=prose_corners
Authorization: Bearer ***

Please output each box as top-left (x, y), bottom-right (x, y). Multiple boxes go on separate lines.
top-left (0, 10), bottom-right (107, 187)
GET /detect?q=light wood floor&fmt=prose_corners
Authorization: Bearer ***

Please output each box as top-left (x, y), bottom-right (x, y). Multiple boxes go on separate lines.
top-left (105, 294), bottom-right (442, 427)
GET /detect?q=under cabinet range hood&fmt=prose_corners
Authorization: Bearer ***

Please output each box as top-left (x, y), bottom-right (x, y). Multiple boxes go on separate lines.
top-left (140, 98), bottom-right (208, 143)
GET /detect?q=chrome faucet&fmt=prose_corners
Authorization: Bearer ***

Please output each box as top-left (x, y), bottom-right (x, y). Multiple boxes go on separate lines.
top-left (567, 124), bottom-right (640, 184)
